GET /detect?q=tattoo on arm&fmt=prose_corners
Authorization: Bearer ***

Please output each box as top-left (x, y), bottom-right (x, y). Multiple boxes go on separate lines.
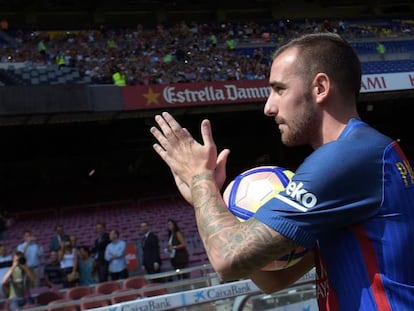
top-left (191, 172), bottom-right (297, 278)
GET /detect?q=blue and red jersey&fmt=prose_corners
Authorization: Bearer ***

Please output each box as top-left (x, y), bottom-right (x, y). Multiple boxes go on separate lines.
top-left (255, 118), bottom-right (414, 310)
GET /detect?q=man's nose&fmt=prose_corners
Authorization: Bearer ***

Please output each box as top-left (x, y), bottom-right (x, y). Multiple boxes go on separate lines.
top-left (264, 93), bottom-right (278, 116)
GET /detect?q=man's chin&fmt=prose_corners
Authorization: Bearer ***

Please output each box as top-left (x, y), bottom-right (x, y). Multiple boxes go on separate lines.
top-left (281, 136), bottom-right (302, 147)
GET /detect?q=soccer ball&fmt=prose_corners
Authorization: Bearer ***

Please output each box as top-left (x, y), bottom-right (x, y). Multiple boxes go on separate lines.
top-left (223, 166), bottom-right (307, 271)
top-left (223, 166), bottom-right (294, 221)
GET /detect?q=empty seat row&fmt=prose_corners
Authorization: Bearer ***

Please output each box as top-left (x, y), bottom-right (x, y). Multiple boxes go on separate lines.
top-left (362, 59), bottom-right (414, 74)
top-left (30, 277), bottom-right (166, 310)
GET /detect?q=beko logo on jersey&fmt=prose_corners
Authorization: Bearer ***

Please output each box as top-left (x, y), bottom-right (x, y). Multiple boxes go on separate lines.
top-left (285, 181), bottom-right (318, 208)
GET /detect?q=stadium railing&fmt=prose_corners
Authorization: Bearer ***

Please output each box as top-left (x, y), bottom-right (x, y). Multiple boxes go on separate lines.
top-left (19, 265), bottom-right (316, 311)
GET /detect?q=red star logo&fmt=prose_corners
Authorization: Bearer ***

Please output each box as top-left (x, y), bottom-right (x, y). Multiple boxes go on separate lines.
top-left (142, 87), bottom-right (161, 105)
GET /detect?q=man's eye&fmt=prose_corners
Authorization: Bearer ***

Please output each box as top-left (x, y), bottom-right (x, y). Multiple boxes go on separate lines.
top-left (275, 87), bottom-right (284, 95)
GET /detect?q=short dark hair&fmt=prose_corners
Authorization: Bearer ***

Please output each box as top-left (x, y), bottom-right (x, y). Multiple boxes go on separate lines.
top-left (14, 250), bottom-right (24, 257)
top-left (274, 33), bottom-right (361, 101)
top-left (96, 222), bottom-right (106, 227)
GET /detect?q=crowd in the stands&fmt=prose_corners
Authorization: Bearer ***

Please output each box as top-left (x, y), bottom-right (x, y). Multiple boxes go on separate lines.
top-left (1, 18), bottom-right (413, 85)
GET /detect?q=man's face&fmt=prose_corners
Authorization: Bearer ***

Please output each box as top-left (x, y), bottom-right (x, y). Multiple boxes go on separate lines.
top-left (69, 236), bottom-right (76, 245)
top-left (50, 251), bottom-right (58, 262)
top-left (264, 47), bottom-right (319, 147)
top-left (140, 223), bottom-right (149, 234)
top-left (96, 224), bottom-right (104, 233)
top-left (24, 232), bottom-right (31, 242)
top-left (57, 227), bottom-right (64, 236)
top-left (109, 230), bottom-right (117, 241)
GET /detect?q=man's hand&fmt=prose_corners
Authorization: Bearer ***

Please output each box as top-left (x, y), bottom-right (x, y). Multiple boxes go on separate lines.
top-left (170, 148), bottom-right (230, 204)
top-left (150, 112), bottom-right (230, 204)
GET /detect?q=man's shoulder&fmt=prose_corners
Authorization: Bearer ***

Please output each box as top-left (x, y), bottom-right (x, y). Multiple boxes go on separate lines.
top-left (342, 118), bottom-right (392, 147)
top-left (307, 122), bottom-right (391, 169)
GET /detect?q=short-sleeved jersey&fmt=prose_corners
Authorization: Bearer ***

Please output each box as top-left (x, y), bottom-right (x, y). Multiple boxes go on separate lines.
top-left (254, 118), bottom-right (414, 310)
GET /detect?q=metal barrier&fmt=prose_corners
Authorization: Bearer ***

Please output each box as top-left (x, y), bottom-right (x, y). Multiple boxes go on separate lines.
top-left (93, 269), bottom-right (316, 311)
top-left (21, 266), bottom-right (316, 311)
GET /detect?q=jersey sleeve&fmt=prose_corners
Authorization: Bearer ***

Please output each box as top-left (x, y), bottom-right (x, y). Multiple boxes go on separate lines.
top-left (254, 138), bottom-right (385, 250)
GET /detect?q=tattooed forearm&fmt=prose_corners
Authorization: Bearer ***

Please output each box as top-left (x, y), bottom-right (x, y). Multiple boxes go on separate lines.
top-left (191, 172), bottom-right (297, 280)
top-left (192, 172), bottom-right (215, 184)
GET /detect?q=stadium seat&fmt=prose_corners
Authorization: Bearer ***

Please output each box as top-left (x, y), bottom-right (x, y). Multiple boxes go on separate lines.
top-left (110, 288), bottom-right (139, 304)
top-left (31, 285), bottom-right (52, 297)
top-left (79, 293), bottom-right (109, 310)
top-left (36, 290), bottom-right (64, 305)
top-left (139, 283), bottom-right (168, 298)
top-left (30, 77), bottom-right (40, 84)
top-left (47, 298), bottom-right (77, 311)
top-left (21, 303), bottom-right (38, 309)
top-left (95, 280), bottom-right (121, 295)
top-left (65, 285), bottom-right (92, 300)
top-left (122, 275), bottom-right (147, 290)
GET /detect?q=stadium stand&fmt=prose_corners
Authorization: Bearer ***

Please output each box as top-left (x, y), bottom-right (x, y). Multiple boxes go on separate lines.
top-left (94, 280), bottom-right (122, 295)
top-left (79, 293), bottom-right (110, 310)
top-left (361, 59), bottom-right (414, 73)
top-left (139, 283), bottom-right (168, 298)
top-left (109, 288), bottom-right (139, 304)
top-left (2, 196), bottom-right (208, 281)
top-left (1, 18), bottom-right (414, 86)
top-left (35, 290), bottom-right (64, 306)
top-left (65, 285), bottom-right (92, 301)
top-left (47, 298), bottom-right (77, 311)
top-left (122, 275), bottom-right (148, 290)
top-left (1, 1), bottom-right (414, 308)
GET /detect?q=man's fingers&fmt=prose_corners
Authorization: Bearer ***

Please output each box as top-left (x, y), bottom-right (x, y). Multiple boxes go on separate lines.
top-left (154, 112), bottom-right (193, 145)
top-left (152, 142), bottom-right (165, 157)
top-left (150, 126), bottom-right (170, 151)
top-left (150, 125), bottom-right (171, 164)
top-left (154, 114), bottom-right (176, 142)
top-left (217, 149), bottom-right (231, 168)
top-left (200, 119), bottom-right (215, 147)
top-left (216, 148), bottom-right (231, 189)
top-left (161, 112), bottom-right (191, 140)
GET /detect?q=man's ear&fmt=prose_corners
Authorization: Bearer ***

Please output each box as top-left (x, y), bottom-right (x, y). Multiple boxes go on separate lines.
top-left (312, 73), bottom-right (330, 104)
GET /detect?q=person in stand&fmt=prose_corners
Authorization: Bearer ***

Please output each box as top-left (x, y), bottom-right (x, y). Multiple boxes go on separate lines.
top-left (150, 33), bottom-right (414, 310)
top-left (16, 230), bottom-right (43, 288)
top-left (92, 222), bottom-right (110, 283)
top-left (0, 244), bottom-right (12, 299)
top-left (43, 251), bottom-right (64, 289)
top-left (49, 225), bottom-right (70, 252)
top-left (0, 210), bottom-right (10, 241)
top-left (58, 235), bottom-right (79, 288)
top-left (2, 251), bottom-right (35, 311)
top-left (140, 221), bottom-right (161, 275)
top-left (166, 219), bottom-right (189, 279)
top-left (105, 230), bottom-right (128, 281)
top-left (78, 246), bottom-right (95, 286)
top-left (376, 41), bottom-right (386, 60)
